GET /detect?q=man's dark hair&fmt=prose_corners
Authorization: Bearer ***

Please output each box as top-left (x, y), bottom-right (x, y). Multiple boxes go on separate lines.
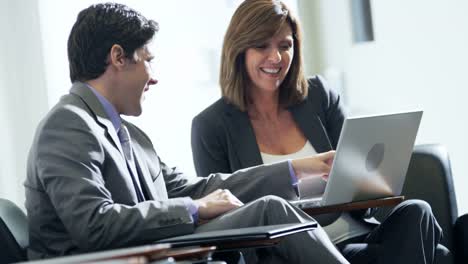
top-left (67, 3), bottom-right (159, 82)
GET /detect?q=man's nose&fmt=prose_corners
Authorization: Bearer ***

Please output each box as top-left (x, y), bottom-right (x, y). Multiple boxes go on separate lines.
top-left (148, 62), bottom-right (158, 85)
top-left (148, 77), bottom-right (158, 85)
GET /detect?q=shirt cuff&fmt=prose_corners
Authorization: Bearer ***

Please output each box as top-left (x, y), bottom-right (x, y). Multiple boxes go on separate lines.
top-left (288, 160), bottom-right (300, 197)
top-left (182, 198), bottom-right (199, 223)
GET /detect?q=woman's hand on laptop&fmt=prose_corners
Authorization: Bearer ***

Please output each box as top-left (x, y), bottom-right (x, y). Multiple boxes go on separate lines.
top-left (291, 151), bottom-right (335, 181)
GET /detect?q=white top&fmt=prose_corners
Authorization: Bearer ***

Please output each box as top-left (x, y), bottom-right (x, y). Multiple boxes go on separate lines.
top-left (260, 140), bottom-right (317, 165)
top-left (261, 140), bottom-right (324, 199)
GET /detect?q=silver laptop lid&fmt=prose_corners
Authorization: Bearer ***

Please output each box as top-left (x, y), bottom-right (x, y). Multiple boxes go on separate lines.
top-left (322, 110), bottom-right (423, 206)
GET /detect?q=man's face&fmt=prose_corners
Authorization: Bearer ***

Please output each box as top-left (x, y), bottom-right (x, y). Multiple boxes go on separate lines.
top-left (116, 44), bottom-right (158, 116)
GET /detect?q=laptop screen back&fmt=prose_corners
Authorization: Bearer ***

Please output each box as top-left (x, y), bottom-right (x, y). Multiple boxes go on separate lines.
top-left (322, 110), bottom-right (423, 206)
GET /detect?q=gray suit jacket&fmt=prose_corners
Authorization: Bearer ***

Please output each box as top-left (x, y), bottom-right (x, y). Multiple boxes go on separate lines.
top-left (24, 82), bottom-right (296, 259)
top-left (191, 76), bottom-right (345, 177)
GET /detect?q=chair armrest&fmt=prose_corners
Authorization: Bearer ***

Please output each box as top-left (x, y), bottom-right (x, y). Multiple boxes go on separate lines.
top-left (165, 246), bottom-right (216, 261)
top-left (84, 246), bottom-right (217, 264)
top-left (16, 244), bottom-right (172, 263)
top-left (17, 244), bottom-right (219, 263)
top-left (302, 196), bottom-right (405, 215)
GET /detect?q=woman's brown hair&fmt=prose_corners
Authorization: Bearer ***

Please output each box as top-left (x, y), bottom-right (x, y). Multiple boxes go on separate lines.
top-left (220, 0), bottom-right (308, 111)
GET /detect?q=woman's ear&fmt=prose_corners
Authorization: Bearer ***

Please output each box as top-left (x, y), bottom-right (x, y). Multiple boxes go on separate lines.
top-left (108, 44), bottom-right (126, 69)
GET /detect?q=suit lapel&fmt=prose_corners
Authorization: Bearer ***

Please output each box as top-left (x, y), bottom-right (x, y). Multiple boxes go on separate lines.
top-left (222, 97), bottom-right (334, 168)
top-left (289, 99), bottom-right (333, 153)
top-left (223, 104), bottom-right (263, 168)
top-left (69, 82), bottom-right (124, 155)
top-left (131, 141), bottom-right (158, 200)
top-left (69, 82), bottom-right (141, 203)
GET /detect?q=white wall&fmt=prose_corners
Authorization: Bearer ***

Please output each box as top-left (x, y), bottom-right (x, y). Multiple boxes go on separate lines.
top-left (299, 0), bottom-right (468, 215)
top-left (0, 0), bottom-right (49, 208)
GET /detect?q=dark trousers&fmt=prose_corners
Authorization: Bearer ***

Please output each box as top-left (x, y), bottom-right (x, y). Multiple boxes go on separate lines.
top-left (341, 200), bottom-right (452, 264)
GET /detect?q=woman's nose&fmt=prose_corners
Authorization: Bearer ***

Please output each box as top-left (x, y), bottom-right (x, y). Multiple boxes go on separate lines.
top-left (267, 48), bottom-right (281, 63)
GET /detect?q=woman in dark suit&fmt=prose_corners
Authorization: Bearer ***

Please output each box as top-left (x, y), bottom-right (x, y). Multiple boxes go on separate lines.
top-left (192, 74), bottom-right (341, 178)
top-left (191, 0), bottom-right (450, 263)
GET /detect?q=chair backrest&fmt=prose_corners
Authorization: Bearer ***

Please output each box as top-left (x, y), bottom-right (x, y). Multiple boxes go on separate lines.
top-left (454, 213), bottom-right (468, 263)
top-left (400, 144), bottom-right (458, 250)
top-left (0, 198), bottom-right (29, 263)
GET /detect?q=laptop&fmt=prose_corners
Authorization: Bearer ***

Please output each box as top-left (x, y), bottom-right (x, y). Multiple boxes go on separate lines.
top-left (157, 222), bottom-right (317, 247)
top-left (290, 110), bottom-right (423, 209)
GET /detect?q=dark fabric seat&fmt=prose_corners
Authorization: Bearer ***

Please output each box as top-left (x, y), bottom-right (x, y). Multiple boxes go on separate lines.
top-left (0, 198), bottom-right (29, 263)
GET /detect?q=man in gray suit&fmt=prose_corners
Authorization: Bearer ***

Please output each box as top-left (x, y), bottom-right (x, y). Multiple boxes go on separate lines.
top-left (24, 3), bottom-right (349, 263)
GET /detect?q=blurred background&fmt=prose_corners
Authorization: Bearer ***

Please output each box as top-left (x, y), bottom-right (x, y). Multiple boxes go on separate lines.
top-left (1, 0), bottom-right (467, 216)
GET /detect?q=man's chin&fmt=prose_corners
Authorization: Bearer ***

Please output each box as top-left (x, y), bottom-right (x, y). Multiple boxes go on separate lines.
top-left (122, 107), bottom-right (143, 117)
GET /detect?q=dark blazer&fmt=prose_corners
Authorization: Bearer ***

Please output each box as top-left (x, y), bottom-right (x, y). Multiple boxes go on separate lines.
top-left (191, 76), bottom-right (346, 177)
top-left (25, 82), bottom-right (297, 259)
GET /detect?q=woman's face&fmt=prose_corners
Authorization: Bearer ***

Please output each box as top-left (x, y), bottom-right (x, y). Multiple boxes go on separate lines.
top-left (245, 24), bottom-right (294, 96)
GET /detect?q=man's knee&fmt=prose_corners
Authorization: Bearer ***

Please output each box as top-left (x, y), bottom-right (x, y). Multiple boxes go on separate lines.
top-left (255, 195), bottom-right (315, 225)
top-left (257, 195), bottom-right (294, 216)
top-left (261, 195), bottom-right (289, 207)
top-left (247, 195), bottom-right (289, 214)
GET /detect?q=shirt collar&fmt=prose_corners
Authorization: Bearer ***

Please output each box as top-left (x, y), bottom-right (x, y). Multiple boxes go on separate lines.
top-left (85, 83), bottom-right (121, 132)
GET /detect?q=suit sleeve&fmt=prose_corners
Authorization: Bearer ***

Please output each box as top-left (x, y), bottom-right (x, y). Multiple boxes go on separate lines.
top-left (162, 158), bottom-right (297, 204)
top-left (34, 108), bottom-right (194, 251)
top-left (191, 113), bottom-right (231, 176)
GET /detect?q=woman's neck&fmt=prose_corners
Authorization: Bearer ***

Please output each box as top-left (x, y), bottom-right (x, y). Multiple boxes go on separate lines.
top-left (247, 89), bottom-right (282, 120)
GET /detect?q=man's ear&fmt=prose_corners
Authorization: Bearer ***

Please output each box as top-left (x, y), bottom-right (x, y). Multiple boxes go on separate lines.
top-left (108, 44), bottom-right (126, 69)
